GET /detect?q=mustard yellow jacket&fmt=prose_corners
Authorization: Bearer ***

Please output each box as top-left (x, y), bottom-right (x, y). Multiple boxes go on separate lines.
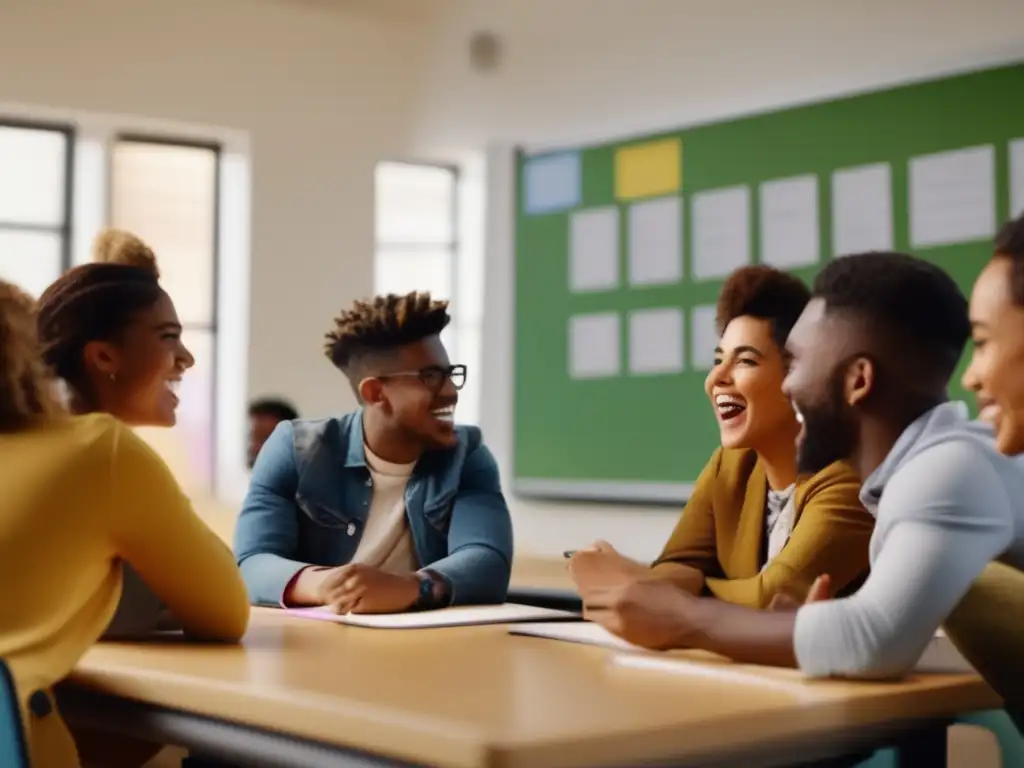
top-left (652, 448), bottom-right (874, 608)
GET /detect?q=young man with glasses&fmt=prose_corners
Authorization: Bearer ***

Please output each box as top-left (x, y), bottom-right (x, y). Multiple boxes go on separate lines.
top-left (234, 292), bottom-right (512, 613)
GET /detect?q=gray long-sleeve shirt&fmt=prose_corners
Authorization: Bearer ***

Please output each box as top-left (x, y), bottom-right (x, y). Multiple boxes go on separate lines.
top-left (794, 402), bottom-right (1024, 678)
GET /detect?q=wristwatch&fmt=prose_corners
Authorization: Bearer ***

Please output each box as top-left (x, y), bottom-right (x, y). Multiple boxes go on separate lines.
top-left (413, 571), bottom-right (450, 610)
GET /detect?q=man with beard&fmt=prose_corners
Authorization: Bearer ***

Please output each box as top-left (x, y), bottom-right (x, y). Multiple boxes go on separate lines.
top-left (584, 252), bottom-right (1024, 680)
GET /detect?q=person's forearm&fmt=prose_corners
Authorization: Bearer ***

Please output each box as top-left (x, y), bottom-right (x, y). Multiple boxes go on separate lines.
top-left (427, 545), bottom-right (510, 605)
top-left (680, 598), bottom-right (799, 668)
top-left (650, 562), bottom-right (705, 595)
top-left (282, 566), bottom-right (328, 607)
top-left (237, 552), bottom-right (316, 607)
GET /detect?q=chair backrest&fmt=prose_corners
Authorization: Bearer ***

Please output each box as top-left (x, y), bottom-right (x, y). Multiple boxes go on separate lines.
top-left (0, 659), bottom-right (29, 768)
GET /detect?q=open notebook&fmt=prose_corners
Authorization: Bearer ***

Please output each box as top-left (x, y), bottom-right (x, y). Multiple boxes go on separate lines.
top-left (286, 603), bottom-right (581, 629)
top-left (510, 622), bottom-right (975, 675)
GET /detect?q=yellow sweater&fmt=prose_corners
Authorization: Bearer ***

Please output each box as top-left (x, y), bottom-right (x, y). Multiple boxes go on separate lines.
top-left (653, 448), bottom-right (874, 607)
top-left (0, 414), bottom-right (250, 767)
top-left (944, 561), bottom-right (1024, 728)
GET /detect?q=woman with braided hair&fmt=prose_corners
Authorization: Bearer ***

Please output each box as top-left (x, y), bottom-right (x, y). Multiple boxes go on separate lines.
top-left (0, 270), bottom-right (249, 766)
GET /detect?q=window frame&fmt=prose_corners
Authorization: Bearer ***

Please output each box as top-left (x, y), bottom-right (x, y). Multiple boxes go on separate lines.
top-left (0, 117), bottom-right (76, 273)
top-left (374, 159), bottom-right (460, 358)
top-left (110, 133), bottom-right (223, 487)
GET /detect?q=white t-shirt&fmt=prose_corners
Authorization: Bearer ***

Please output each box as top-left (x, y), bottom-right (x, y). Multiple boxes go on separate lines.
top-left (351, 443), bottom-right (420, 574)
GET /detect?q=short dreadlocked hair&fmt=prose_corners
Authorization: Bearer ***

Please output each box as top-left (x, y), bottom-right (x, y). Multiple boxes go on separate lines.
top-left (813, 251), bottom-right (970, 383)
top-left (994, 213), bottom-right (1024, 306)
top-left (36, 229), bottom-right (165, 397)
top-left (716, 265), bottom-right (810, 351)
top-left (324, 292), bottom-right (451, 379)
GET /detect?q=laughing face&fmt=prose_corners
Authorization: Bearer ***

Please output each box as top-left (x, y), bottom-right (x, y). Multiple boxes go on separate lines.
top-left (86, 291), bottom-right (195, 427)
top-left (782, 298), bottom-right (861, 475)
top-left (367, 335), bottom-right (463, 450)
top-left (704, 315), bottom-right (798, 453)
top-left (962, 257), bottom-right (1024, 455)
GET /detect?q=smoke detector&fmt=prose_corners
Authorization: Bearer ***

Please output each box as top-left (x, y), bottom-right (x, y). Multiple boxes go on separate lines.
top-left (469, 30), bottom-right (501, 72)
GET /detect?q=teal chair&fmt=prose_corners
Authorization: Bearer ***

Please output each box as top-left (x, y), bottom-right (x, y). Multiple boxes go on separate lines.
top-left (0, 659), bottom-right (29, 767)
top-left (855, 710), bottom-right (1023, 767)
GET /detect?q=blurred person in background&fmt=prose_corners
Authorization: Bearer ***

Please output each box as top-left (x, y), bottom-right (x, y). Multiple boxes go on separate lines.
top-left (248, 396), bottom-right (299, 468)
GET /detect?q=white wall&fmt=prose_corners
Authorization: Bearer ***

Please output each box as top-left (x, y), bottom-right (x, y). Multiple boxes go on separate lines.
top-left (408, 0), bottom-right (1024, 560)
top-left (0, 0), bottom-right (425, 422)
top-left (6, 0), bottom-right (1024, 558)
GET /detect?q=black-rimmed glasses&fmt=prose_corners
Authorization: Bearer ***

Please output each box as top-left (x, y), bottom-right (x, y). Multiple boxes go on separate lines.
top-left (379, 364), bottom-right (467, 392)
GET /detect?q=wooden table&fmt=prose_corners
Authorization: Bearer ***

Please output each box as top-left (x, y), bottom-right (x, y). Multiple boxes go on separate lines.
top-left (60, 609), bottom-right (1000, 768)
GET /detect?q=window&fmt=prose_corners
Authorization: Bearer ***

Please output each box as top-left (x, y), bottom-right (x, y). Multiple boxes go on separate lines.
top-left (110, 138), bottom-right (220, 490)
top-left (374, 161), bottom-right (478, 419)
top-left (0, 121), bottom-right (73, 297)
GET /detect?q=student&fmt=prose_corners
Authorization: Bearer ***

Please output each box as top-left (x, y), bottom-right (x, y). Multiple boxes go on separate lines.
top-left (949, 214), bottom-right (1024, 726)
top-left (248, 396), bottom-right (299, 468)
top-left (0, 278), bottom-right (249, 767)
top-left (570, 266), bottom-right (872, 608)
top-left (583, 251), bottom-right (1024, 679)
top-left (234, 291), bottom-right (513, 612)
top-left (36, 229), bottom-right (196, 639)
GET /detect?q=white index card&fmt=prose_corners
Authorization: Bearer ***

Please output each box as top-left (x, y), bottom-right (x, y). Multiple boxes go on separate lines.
top-left (569, 207), bottom-right (619, 293)
top-left (759, 174), bottom-right (820, 269)
top-left (628, 308), bottom-right (684, 375)
top-left (691, 185), bottom-right (751, 280)
top-left (690, 304), bottom-right (719, 371)
top-left (909, 145), bottom-right (995, 248)
top-left (831, 163), bottom-right (893, 256)
top-left (1011, 139), bottom-right (1024, 219)
top-left (628, 196), bottom-right (683, 287)
top-left (569, 313), bottom-right (620, 379)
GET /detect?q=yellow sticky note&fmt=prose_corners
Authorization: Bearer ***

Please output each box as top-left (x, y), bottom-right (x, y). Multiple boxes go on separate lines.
top-left (614, 138), bottom-right (682, 201)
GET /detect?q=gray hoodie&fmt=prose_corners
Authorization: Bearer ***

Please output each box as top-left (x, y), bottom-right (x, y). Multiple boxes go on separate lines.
top-left (794, 401), bottom-right (1024, 678)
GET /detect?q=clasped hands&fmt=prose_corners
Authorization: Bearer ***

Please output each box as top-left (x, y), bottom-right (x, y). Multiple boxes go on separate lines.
top-left (567, 540), bottom-right (831, 650)
top-left (287, 563), bottom-right (421, 615)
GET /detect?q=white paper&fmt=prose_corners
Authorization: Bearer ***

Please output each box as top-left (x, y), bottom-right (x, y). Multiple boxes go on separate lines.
top-left (510, 620), bottom-right (641, 651)
top-left (287, 603), bottom-right (580, 629)
top-left (523, 152), bottom-right (580, 215)
top-left (689, 304), bottom-right (719, 370)
top-left (628, 195), bottom-right (683, 286)
top-left (909, 145), bottom-right (995, 248)
top-left (1011, 139), bottom-right (1024, 219)
top-left (691, 185), bottom-right (751, 280)
top-left (628, 308), bottom-right (684, 375)
top-left (569, 312), bottom-right (621, 379)
top-left (831, 163), bottom-right (893, 256)
top-left (569, 207), bottom-right (619, 293)
top-left (759, 174), bottom-right (820, 269)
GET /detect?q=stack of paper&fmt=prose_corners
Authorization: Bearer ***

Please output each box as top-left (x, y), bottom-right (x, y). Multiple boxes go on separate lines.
top-left (285, 603), bottom-right (581, 629)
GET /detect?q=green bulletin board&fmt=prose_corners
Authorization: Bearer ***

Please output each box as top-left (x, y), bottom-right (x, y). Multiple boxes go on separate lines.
top-left (513, 62), bottom-right (1024, 504)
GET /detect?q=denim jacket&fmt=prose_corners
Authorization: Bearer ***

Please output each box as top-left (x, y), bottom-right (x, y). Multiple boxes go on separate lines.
top-left (233, 412), bottom-right (513, 607)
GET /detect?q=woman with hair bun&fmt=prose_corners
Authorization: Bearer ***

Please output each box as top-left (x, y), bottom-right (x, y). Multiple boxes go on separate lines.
top-left (0, 269), bottom-right (249, 766)
top-left (38, 228), bottom-right (193, 426)
top-left (38, 230), bottom-right (204, 642)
